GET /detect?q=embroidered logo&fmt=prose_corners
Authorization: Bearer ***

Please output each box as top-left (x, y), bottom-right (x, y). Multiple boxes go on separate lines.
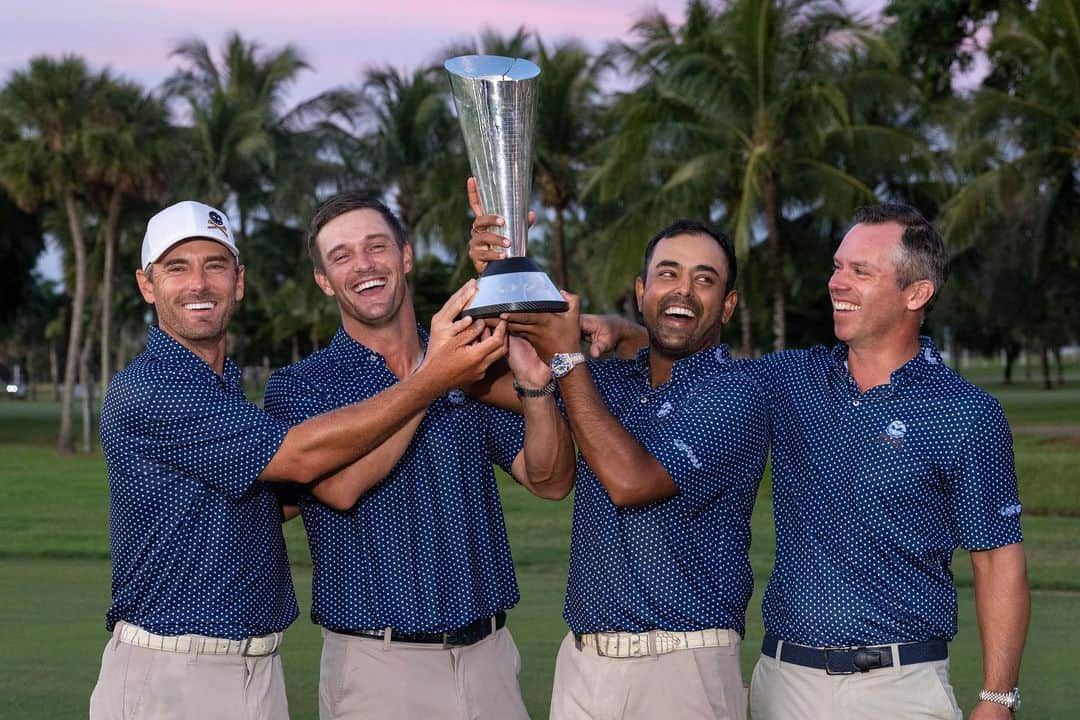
top-left (923, 347), bottom-right (938, 365)
top-left (447, 389), bottom-right (466, 406)
top-left (207, 210), bottom-right (229, 238)
top-left (672, 438), bottom-right (702, 469)
top-left (878, 419), bottom-right (907, 450)
top-left (656, 401), bottom-right (673, 418)
top-left (1000, 503), bottom-right (1022, 517)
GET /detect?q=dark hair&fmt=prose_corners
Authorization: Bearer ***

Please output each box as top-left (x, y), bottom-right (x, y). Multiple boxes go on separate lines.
top-left (642, 219), bottom-right (737, 294)
top-left (307, 192), bottom-right (407, 271)
top-left (852, 203), bottom-right (948, 308)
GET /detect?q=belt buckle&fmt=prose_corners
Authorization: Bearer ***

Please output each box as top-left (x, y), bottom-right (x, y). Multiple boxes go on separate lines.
top-left (823, 647), bottom-right (856, 675)
top-left (648, 630), bottom-right (682, 655)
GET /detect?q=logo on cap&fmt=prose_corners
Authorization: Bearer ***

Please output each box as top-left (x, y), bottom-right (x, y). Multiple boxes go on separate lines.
top-left (207, 211), bottom-right (228, 238)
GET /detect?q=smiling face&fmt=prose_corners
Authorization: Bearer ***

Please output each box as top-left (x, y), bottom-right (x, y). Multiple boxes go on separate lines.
top-left (829, 221), bottom-right (932, 350)
top-left (635, 233), bottom-right (738, 360)
top-left (313, 208), bottom-right (413, 329)
top-left (136, 238), bottom-right (244, 350)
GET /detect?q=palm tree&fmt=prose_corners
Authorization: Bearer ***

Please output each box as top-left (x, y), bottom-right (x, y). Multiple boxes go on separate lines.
top-left (589, 0), bottom-right (888, 350)
top-left (83, 80), bottom-right (174, 393)
top-left (165, 32), bottom-right (312, 236)
top-left (0, 55), bottom-right (105, 453)
top-left (941, 0), bottom-right (1080, 384)
top-left (533, 38), bottom-right (600, 290)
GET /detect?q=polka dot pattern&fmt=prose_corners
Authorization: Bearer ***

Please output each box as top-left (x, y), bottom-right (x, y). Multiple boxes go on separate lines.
top-left (100, 326), bottom-right (298, 640)
top-left (263, 327), bottom-right (523, 633)
top-left (564, 344), bottom-right (769, 636)
top-left (741, 337), bottom-right (1023, 647)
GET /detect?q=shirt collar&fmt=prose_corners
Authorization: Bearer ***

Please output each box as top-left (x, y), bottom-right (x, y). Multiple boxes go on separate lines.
top-left (145, 325), bottom-right (241, 384)
top-left (830, 335), bottom-right (941, 387)
top-left (329, 324), bottom-right (429, 369)
top-left (632, 343), bottom-right (733, 386)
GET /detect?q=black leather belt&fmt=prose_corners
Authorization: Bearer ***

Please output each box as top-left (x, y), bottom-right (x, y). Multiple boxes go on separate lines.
top-left (329, 611), bottom-right (506, 647)
top-left (762, 632), bottom-right (948, 675)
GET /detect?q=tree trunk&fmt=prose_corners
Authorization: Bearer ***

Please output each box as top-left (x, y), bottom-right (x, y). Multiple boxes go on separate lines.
top-left (49, 337), bottom-right (60, 402)
top-left (99, 190), bottom-right (122, 397)
top-left (58, 189), bottom-right (88, 455)
top-left (79, 298), bottom-right (102, 452)
top-left (1003, 343), bottom-right (1019, 384)
top-left (762, 177), bottom-right (786, 351)
top-left (738, 294), bottom-right (752, 357)
top-left (1053, 346), bottom-right (1064, 387)
top-left (552, 205), bottom-right (569, 290)
top-left (291, 334), bottom-right (300, 364)
top-left (1040, 344), bottom-right (1052, 390)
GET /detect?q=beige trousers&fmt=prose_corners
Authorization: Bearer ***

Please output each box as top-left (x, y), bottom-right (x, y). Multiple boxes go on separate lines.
top-left (318, 626), bottom-right (529, 720)
top-left (549, 631), bottom-right (747, 720)
top-left (89, 626), bottom-right (289, 720)
top-left (750, 651), bottom-right (962, 720)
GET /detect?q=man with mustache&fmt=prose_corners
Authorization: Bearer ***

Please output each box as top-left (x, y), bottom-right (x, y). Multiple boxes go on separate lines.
top-left (92, 201), bottom-right (506, 720)
top-left (262, 193), bottom-right (575, 720)
top-left (472, 214), bottom-right (768, 720)
top-left (537, 204), bottom-right (1029, 720)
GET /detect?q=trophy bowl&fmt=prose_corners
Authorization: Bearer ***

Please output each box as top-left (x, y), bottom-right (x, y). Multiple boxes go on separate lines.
top-left (444, 55), bottom-right (568, 317)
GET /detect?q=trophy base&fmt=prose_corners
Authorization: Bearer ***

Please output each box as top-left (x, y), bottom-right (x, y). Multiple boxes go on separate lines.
top-left (462, 256), bottom-right (569, 319)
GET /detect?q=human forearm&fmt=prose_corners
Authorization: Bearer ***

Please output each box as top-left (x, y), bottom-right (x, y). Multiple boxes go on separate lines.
top-left (971, 543), bottom-right (1029, 699)
top-left (559, 367), bottom-right (676, 506)
top-left (310, 410), bottom-right (426, 510)
top-left (262, 367), bottom-right (447, 484)
top-left (512, 395), bottom-right (575, 500)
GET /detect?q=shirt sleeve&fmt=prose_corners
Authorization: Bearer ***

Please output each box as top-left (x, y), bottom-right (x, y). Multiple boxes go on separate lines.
top-left (481, 402), bottom-right (527, 476)
top-left (951, 397), bottom-right (1024, 550)
top-left (643, 372), bottom-right (769, 516)
top-left (130, 374), bottom-right (288, 499)
top-left (264, 367), bottom-right (332, 426)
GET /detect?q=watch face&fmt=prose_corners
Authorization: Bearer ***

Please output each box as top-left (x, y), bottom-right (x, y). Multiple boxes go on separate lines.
top-left (551, 355), bottom-right (571, 378)
top-left (1012, 688), bottom-right (1021, 710)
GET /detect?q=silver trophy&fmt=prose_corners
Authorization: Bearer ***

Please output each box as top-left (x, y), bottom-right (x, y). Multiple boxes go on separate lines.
top-left (444, 55), bottom-right (568, 317)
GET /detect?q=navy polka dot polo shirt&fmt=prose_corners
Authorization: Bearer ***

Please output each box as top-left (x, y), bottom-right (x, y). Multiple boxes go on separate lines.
top-left (742, 337), bottom-right (1023, 647)
top-left (564, 344), bottom-right (769, 636)
top-left (100, 326), bottom-right (298, 640)
top-left (263, 327), bottom-right (524, 633)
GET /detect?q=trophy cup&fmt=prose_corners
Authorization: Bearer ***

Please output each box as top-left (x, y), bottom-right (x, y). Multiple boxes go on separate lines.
top-left (444, 55), bottom-right (568, 317)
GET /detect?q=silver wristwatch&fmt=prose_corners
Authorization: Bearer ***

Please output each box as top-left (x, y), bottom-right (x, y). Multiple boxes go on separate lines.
top-left (978, 687), bottom-right (1021, 712)
top-left (549, 352), bottom-right (586, 379)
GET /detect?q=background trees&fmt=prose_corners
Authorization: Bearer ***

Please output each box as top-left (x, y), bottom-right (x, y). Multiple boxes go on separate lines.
top-left (2, 0), bottom-right (1078, 452)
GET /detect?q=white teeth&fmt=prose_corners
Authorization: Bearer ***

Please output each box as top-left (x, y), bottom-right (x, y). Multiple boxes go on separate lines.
top-left (833, 302), bottom-right (860, 311)
top-left (664, 306), bottom-right (695, 318)
top-left (184, 302), bottom-right (215, 310)
top-left (354, 279), bottom-right (386, 293)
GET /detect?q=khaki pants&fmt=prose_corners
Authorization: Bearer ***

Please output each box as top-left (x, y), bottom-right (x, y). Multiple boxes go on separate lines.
top-left (319, 626), bottom-right (529, 720)
top-left (550, 631), bottom-right (747, 720)
top-left (750, 652), bottom-right (962, 720)
top-left (89, 626), bottom-right (289, 720)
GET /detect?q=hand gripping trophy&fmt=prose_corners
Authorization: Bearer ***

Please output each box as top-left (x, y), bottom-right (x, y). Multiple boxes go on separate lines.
top-left (444, 55), bottom-right (569, 317)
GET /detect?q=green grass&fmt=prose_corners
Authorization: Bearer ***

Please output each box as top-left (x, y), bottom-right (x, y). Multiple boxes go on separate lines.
top-left (1, 367), bottom-right (1078, 718)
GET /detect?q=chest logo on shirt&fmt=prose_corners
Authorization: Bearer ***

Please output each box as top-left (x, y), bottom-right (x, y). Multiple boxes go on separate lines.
top-left (672, 438), bottom-right (703, 469)
top-left (878, 419), bottom-right (907, 450)
top-left (656, 401), bottom-right (673, 418)
top-left (447, 389), bottom-right (467, 406)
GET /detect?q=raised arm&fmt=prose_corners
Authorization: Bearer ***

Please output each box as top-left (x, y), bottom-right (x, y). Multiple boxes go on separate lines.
top-left (508, 293), bottom-right (675, 507)
top-left (261, 281), bottom-right (507, 484)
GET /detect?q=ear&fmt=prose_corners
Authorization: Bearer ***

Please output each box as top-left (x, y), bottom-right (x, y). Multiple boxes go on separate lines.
top-left (313, 269), bottom-right (335, 297)
top-left (905, 280), bottom-right (934, 312)
top-left (634, 275), bottom-right (644, 314)
top-left (721, 289), bottom-right (739, 324)
top-left (234, 265), bottom-right (245, 302)
top-left (135, 269), bottom-right (156, 304)
top-left (403, 242), bottom-right (414, 275)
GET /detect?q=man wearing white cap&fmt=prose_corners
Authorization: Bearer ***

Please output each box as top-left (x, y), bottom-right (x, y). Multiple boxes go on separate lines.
top-left (90, 200), bottom-right (509, 720)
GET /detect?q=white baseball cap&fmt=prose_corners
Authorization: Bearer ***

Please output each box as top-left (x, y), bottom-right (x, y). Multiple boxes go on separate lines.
top-left (141, 200), bottom-right (240, 270)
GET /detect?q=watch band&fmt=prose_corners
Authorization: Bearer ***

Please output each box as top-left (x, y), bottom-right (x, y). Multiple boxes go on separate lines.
top-left (978, 688), bottom-right (1020, 711)
top-left (513, 379), bottom-right (557, 398)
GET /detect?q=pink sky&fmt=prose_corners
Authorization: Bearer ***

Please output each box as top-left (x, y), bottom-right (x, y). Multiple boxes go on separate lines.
top-left (2, 0), bottom-right (888, 102)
